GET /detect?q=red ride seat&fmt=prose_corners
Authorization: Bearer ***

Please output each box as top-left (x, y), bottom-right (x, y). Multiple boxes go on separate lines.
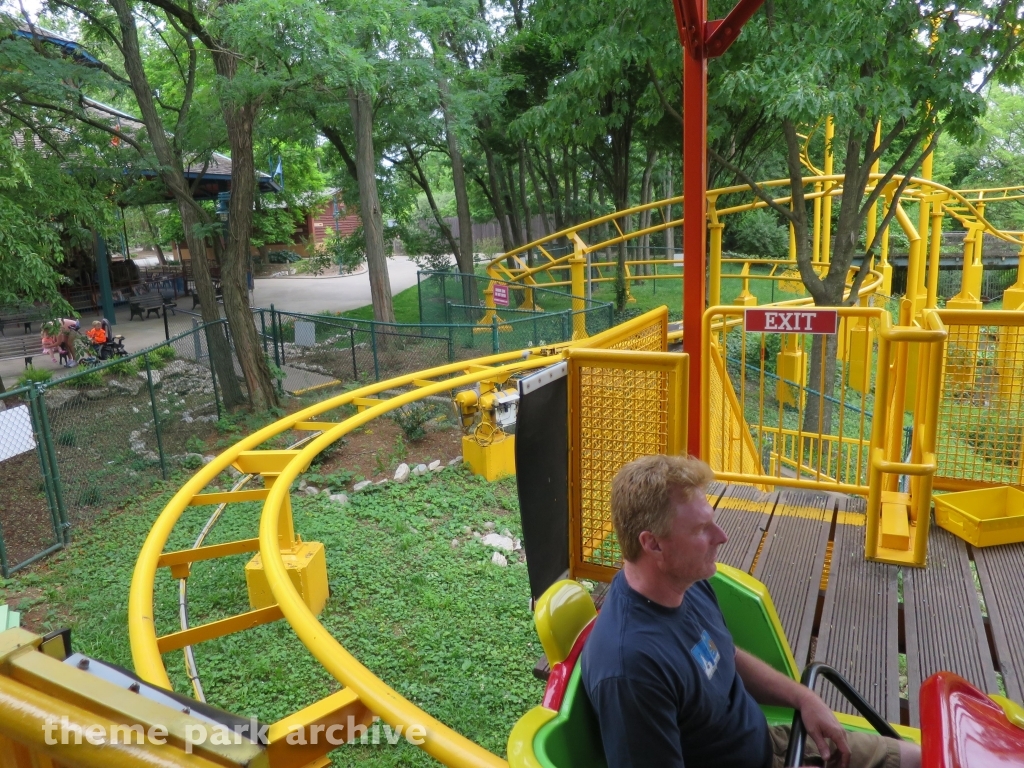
top-left (920, 671), bottom-right (1024, 768)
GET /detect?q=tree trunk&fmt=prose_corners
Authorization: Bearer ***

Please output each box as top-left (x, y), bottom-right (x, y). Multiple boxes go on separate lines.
top-left (217, 90), bottom-right (279, 410)
top-left (664, 168), bottom-right (675, 260)
top-left (348, 87), bottom-right (395, 324)
top-left (500, 161), bottom-right (523, 247)
top-left (518, 142), bottom-right (533, 261)
top-left (179, 204), bottom-right (246, 409)
top-left (142, 208), bottom-right (166, 265)
top-left (109, 0), bottom-right (245, 407)
top-left (481, 140), bottom-right (515, 254)
top-left (438, 75), bottom-right (474, 283)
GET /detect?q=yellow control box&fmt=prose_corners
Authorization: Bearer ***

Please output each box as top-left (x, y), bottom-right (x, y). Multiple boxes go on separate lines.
top-left (245, 541), bottom-right (329, 614)
top-left (462, 434), bottom-right (516, 481)
top-left (935, 486), bottom-right (1024, 547)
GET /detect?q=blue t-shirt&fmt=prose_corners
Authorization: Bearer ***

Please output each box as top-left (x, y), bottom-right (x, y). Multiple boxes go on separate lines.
top-left (581, 572), bottom-right (771, 768)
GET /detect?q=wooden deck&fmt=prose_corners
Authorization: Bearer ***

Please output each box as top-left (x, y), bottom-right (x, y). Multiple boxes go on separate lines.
top-left (707, 483), bottom-right (1017, 727)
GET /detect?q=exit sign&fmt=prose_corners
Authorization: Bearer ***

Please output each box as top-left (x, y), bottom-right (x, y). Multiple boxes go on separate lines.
top-left (492, 283), bottom-right (510, 307)
top-left (744, 308), bottom-right (838, 334)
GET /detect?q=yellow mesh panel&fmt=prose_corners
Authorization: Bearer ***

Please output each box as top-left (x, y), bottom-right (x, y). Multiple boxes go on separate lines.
top-left (577, 363), bottom-right (670, 571)
top-left (936, 321), bottom-right (1024, 486)
top-left (707, 341), bottom-right (764, 479)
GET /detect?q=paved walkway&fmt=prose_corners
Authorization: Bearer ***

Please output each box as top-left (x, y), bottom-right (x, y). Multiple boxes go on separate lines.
top-left (0, 257), bottom-right (421, 388)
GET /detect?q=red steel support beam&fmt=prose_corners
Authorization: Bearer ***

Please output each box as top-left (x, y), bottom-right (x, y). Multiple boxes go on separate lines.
top-left (681, 5), bottom-right (707, 458)
top-left (673, 0), bottom-right (764, 457)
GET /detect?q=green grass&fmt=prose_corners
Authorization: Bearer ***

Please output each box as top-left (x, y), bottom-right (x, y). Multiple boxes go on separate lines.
top-left (0, 467), bottom-right (543, 766)
top-left (342, 282), bottom-right (423, 324)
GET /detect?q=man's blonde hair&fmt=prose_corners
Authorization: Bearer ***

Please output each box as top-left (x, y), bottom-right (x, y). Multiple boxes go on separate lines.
top-left (611, 454), bottom-right (714, 562)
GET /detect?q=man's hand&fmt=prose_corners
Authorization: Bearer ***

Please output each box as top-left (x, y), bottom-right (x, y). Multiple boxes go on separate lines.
top-left (795, 688), bottom-right (850, 768)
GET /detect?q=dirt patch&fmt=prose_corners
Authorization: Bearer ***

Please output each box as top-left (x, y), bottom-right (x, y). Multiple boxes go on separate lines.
top-left (311, 416), bottom-right (464, 485)
top-left (0, 437), bottom-right (61, 569)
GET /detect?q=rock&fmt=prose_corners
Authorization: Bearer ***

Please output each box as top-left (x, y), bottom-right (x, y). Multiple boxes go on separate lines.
top-left (412, 464), bottom-right (428, 477)
top-left (481, 533), bottom-right (515, 552)
top-left (184, 452), bottom-right (203, 463)
top-left (137, 370), bottom-right (161, 387)
top-left (304, 486), bottom-right (320, 496)
top-left (202, 455), bottom-right (216, 465)
top-left (462, 526), bottom-right (472, 535)
top-left (108, 378), bottom-right (141, 396)
top-left (451, 539), bottom-right (460, 548)
top-left (353, 480), bottom-right (372, 492)
top-left (143, 451), bottom-right (160, 462)
top-left (428, 460), bottom-right (442, 472)
top-left (375, 478), bottom-right (388, 486)
top-left (513, 538), bottom-right (522, 551)
top-left (329, 493), bottom-right (349, 505)
top-left (491, 552), bottom-right (508, 567)
top-left (394, 463), bottom-right (411, 483)
top-left (447, 458), bottom-right (462, 467)
top-left (483, 521), bottom-right (496, 531)
top-left (501, 528), bottom-right (513, 539)
top-left (472, 531), bottom-right (481, 538)
top-left (84, 388), bottom-right (112, 401)
top-left (298, 479), bottom-right (308, 490)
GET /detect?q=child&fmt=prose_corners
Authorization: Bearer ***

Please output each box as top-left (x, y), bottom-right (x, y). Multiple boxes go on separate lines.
top-left (86, 320), bottom-right (107, 345)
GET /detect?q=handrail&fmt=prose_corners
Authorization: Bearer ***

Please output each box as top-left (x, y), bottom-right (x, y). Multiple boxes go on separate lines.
top-left (785, 662), bottom-right (903, 768)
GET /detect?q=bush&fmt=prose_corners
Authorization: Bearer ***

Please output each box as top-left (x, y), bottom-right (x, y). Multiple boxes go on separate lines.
top-left (107, 358), bottom-right (138, 376)
top-left (65, 367), bottom-right (104, 387)
top-left (725, 209), bottom-right (790, 258)
top-left (16, 367), bottom-right (53, 387)
top-left (312, 229), bottom-right (366, 275)
top-left (391, 402), bottom-right (449, 442)
top-left (152, 345), bottom-right (176, 362)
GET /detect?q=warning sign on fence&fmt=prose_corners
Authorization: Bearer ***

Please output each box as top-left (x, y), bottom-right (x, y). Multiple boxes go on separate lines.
top-left (492, 283), bottom-right (510, 307)
top-left (743, 308), bottom-right (838, 335)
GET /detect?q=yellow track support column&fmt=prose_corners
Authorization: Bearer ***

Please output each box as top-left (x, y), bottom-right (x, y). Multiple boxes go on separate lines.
top-left (775, 334), bottom-right (806, 407)
top-left (733, 264), bottom-right (757, 307)
top-left (846, 297), bottom-right (875, 394)
top-left (708, 200), bottom-right (723, 307)
top-left (926, 194), bottom-right (945, 308)
top-left (1003, 246), bottom-right (1024, 310)
top-left (570, 234), bottom-right (589, 340)
top-left (946, 227), bottom-right (983, 380)
top-left (821, 117), bottom-right (835, 265)
top-left (232, 451), bottom-right (329, 615)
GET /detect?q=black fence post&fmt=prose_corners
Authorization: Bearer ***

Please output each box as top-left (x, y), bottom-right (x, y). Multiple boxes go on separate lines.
top-left (145, 353), bottom-right (168, 480)
top-left (35, 384), bottom-right (68, 542)
top-left (28, 386), bottom-right (61, 546)
top-left (349, 327), bottom-right (358, 378)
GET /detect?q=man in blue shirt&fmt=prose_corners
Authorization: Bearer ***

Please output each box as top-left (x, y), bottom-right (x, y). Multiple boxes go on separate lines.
top-left (582, 455), bottom-right (920, 768)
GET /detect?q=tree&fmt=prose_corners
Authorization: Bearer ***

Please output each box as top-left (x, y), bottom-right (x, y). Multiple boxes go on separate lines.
top-left (710, 1), bottom-right (1024, 431)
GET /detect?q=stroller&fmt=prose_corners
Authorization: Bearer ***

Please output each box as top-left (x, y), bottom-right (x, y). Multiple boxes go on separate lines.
top-left (87, 318), bottom-right (128, 361)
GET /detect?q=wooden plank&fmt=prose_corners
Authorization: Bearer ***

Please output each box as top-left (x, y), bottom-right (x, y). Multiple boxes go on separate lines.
top-left (903, 526), bottom-right (997, 726)
top-left (714, 484), bottom-right (777, 573)
top-left (813, 496), bottom-right (901, 722)
top-left (752, 489), bottom-right (834, 669)
top-left (972, 542), bottom-right (1024, 702)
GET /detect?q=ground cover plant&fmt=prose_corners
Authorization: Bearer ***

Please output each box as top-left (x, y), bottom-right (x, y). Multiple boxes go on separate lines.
top-left (0, 464), bottom-right (545, 766)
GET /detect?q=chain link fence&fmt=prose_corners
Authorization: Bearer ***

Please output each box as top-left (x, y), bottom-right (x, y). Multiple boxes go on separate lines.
top-left (0, 320), bottom-right (228, 576)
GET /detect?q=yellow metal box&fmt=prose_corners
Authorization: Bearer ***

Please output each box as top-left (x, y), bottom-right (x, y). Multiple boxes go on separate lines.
top-left (245, 540), bottom-right (329, 614)
top-left (462, 434), bottom-right (516, 481)
top-left (934, 486), bottom-right (1024, 547)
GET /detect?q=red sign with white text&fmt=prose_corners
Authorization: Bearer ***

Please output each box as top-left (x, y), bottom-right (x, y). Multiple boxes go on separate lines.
top-left (743, 308), bottom-right (838, 335)
top-left (492, 283), bottom-right (510, 307)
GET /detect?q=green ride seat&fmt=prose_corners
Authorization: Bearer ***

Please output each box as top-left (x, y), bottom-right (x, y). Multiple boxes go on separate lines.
top-left (508, 564), bottom-right (832, 768)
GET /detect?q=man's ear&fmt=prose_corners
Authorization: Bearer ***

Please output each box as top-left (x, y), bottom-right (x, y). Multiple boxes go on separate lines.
top-left (637, 530), bottom-right (661, 556)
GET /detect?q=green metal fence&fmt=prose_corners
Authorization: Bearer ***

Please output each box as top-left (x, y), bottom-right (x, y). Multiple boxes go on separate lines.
top-left (0, 320), bottom-right (230, 576)
top-left (0, 288), bottom-right (614, 575)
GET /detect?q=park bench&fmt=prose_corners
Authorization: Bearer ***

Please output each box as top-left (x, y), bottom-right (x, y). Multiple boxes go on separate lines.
top-left (0, 304), bottom-right (48, 336)
top-left (0, 335), bottom-right (46, 368)
top-left (68, 294), bottom-right (96, 316)
top-left (129, 294), bottom-right (176, 321)
top-left (188, 282), bottom-right (223, 309)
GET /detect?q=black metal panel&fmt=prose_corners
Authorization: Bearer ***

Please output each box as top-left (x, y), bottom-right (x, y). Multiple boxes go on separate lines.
top-left (516, 368), bottom-right (569, 601)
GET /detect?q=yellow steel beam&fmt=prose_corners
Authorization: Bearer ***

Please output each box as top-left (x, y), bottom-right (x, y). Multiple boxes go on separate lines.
top-left (156, 538), bottom-right (260, 569)
top-left (266, 689), bottom-right (372, 768)
top-left (156, 605), bottom-right (283, 654)
top-left (188, 490), bottom-right (269, 507)
top-left (232, 451), bottom-right (303, 476)
top-left (292, 421), bottom-right (340, 430)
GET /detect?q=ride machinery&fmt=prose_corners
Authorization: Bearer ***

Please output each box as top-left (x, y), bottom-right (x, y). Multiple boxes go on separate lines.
top-left (6, 2), bottom-right (1024, 768)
